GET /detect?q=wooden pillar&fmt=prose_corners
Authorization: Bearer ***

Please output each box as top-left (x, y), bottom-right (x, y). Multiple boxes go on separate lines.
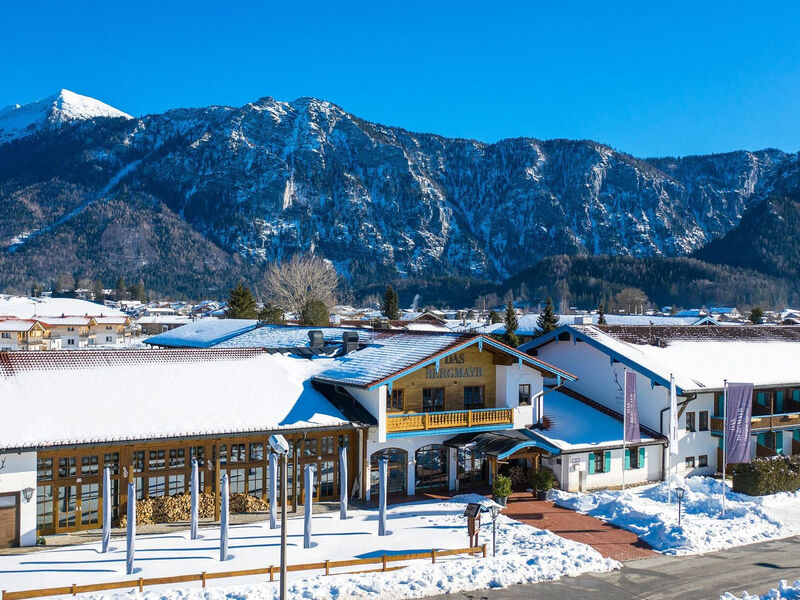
top-left (214, 443), bottom-right (221, 522)
top-left (292, 442), bottom-right (299, 513)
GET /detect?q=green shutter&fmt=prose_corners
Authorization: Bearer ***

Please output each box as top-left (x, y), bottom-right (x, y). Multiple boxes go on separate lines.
top-left (776, 391), bottom-right (784, 413)
top-left (757, 392), bottom-right (766, 406)
top-left (588, 454), bottom-right (595, 474)
top-left (604, 451), bottom-right (611, 473)
top-left (794, 430), bottom-right (800, 443)
top-left (624, 448), bottom-right (630, 470)
top-left (775, 433), bottom-right (783, 455)
top-left (639, 447), bottom-right (646, 469)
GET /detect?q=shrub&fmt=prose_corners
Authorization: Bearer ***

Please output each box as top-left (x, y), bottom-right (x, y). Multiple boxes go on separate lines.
top-left (732, 456), bottom-right (800, 496)
top-left (537, 468), bottom-right (555, 491)
top-left (493, 474), bottom-right (512, 498)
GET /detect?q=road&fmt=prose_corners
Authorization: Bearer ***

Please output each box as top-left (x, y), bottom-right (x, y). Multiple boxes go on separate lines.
top-left (423, 536), bottom-right (800, 600)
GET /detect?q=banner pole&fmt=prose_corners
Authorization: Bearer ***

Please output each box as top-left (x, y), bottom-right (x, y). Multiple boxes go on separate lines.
top-left (622, 368), bottom-right (627, 491)
top-left (667, 374), bottom-right (672, 505)
top-left (722, 379), bottom-right (728, 517)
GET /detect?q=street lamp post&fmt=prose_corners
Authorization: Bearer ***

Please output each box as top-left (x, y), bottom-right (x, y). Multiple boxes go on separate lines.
top-left (269, 434), bottom-right (290, 600)
top-left (489, 505), bottom-right (501, 557)
top-left (675, 486), bottom-right (685, 527)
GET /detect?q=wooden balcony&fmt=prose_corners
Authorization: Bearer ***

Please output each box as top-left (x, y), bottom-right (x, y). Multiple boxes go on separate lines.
top-left (386, 407), bottom-right (513, 434)
top-left (711, 412), bottom-right (800, 433)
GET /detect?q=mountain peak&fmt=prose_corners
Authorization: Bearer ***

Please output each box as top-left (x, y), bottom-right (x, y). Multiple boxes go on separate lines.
top-left (0, 89), bottom-right (132, 143)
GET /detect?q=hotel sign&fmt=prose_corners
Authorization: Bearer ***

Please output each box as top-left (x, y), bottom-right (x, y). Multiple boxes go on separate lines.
top-left (425, 353), bottom-right (483, 379)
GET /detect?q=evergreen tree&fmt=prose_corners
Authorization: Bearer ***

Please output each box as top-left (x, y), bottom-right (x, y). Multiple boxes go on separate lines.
top-left (382, 284), bottom-right (400, 320)
top-left (93, 279), bottom-right (105, 303)
top-left (134, 279), bottom-right (147, 303)
top-left (502, 301), bottom-right (520, 347)
top-left (597, 303), bottom-right (607, 325)
top-left (259, 303), bottom-right (286, 324)
top-left (300, 298), bottom-right (329, 326)
top-left (536, 297), bottom-right (560, 335)
top-left (488, 310), bottom-right (502, 324)
top-left (749, 306), bottom-right (764, 324)
top-left (115, 277), bottom-right (127, 300)
top-left (225, 283), bottom-right (259, 319)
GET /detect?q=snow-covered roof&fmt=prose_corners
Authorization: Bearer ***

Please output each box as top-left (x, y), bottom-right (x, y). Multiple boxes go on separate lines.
top-left (313, 332), bottom-right (575, 389)
top-left (213, 325), bottom-right (379, 349)
top-left (93, 316), bottom-right (130, 324)
top-left (0, 319), bottom-right (38, 332)
top-left (530, 390), bottom-right (658, 451)
top-left (529, 325), bottom-right (800, 392)
top-left (0, 296), bottom-right (126, 319)
top-left (37, 316), bottom-right (93, 327)
top-left (136, 315), bottom-right (192, 324)
top-left (467, 313), bottom-right (708, 336)
top-left (0, 349), bottom-right (349, 450)
top-left (144, 318), bottom-right (258, 348)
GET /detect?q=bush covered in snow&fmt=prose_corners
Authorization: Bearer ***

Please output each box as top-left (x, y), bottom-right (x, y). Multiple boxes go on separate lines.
top-left (733, 456), bottom-right (800, 496)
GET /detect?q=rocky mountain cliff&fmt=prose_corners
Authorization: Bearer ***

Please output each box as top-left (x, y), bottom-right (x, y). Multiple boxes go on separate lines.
top-left (0, 91), bottom-right (797, 298)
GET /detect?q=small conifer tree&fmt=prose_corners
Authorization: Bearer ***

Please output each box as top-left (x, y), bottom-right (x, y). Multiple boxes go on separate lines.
top-left (503, 301), bottom-right (520, 347)
top-left (225, 283), bottom-right (259, 319)
top-left (536, 297), bottom-right (560, 335)
top-left (259, 303), bottom-right (286, 324)
top-left (382, 284), bottom-right (400, 320)
top-left (300, 298), bottom-right (330, 326)
top-left (597, 303), bottom-right (607, 325)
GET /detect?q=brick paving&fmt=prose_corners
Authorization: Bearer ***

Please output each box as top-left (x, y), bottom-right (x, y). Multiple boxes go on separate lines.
top-left (502, 491), bottom-right (656, 561)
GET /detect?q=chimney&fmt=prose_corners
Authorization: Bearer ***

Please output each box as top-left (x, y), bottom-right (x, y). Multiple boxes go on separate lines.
top-left (341, 331), bottom-right (359, 354)
top-left (308, 329), bottom-right (324, 348)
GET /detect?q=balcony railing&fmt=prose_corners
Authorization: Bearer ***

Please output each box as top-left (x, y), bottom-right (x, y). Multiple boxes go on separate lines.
top-left (710, 412), bottom-right (800, 433)
top-left (386, 407), bottom-right (513, 433)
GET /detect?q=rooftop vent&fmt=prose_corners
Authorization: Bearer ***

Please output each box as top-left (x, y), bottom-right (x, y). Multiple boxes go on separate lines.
top-left (342, 331), bottom-right (359, 354)
top-left (308, 330), bottom-right (324, 348)
top-left (573, 315), bottom-right (593, 325)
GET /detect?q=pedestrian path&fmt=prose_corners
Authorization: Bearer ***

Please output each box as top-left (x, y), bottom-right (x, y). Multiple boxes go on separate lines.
top-left (502, 492), bottom-right (656, 561)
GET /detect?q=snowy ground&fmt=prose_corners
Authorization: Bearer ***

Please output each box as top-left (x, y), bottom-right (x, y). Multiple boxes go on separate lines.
top-left (722, 580), bottom-right (800, 599)
top-left (552, 476), bottom-right (800, 556)
top-left (0, 495), bottom-right (617, 599)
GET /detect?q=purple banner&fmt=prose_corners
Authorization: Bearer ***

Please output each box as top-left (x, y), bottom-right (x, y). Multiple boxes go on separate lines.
top-left (726, 383), bottom-right (753, 464)
top-left (624, 371), bottom-right (641, 443)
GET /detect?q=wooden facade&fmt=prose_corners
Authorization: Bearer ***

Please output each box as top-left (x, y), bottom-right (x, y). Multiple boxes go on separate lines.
top-left (35, 428), bottom-right (360, 536)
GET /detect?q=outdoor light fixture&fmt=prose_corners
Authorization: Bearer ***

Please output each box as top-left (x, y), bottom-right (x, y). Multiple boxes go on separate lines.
top-left (489, 504), bottom-right (501, 557)
top-left (268, 435), bottom-right (289, 600)
top-left (675, 486), bottom-right (685, 527)
top-left (22, 487), bottom-right (34, 503)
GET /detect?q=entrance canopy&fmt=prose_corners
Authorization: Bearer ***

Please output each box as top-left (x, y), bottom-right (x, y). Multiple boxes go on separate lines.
top-left (444, 429), bottom-right (561, 459)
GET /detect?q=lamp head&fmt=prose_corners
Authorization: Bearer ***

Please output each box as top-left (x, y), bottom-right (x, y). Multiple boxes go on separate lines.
top-left (490, 504), bottom-right (501, 519)
top-left (22, 487), bottom-right (34, 502)
top-left (675, 486), bottom-right (685, 499)
top-left (269, 434), bottom-right (290, 455)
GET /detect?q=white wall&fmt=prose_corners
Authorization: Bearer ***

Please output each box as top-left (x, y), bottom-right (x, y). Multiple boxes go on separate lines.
top-left (0, 451), bottom-right (37, 546)
top-left (366, 434), bottom-right (454, 498)
top-left (535, 336), bottom-right (720, 478)
top-left (544, 445), bottom-right (662, 492)
top-left (496, 364), bottom-right (543, 426)
top-left (348, 386), bottom-right (386, 442)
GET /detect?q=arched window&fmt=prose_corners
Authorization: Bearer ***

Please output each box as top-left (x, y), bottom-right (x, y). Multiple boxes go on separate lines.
top-left (415, 444), bottom-right (449, 490)
top-left (370, 448), bottom-right (408, 497)
top-left (457, 448), bottom-right (488, 488)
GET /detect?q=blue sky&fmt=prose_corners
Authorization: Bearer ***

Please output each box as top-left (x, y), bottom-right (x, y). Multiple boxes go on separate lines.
top-left (3, 1), bottom-right (799, 157)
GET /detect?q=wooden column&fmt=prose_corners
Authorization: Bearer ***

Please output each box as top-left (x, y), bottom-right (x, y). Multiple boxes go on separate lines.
top-left (214, 444), bottom-right (221, 522)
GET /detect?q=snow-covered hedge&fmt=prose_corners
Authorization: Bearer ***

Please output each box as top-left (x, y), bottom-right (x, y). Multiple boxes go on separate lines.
top-left (733, 456), bottom-right (800, 496)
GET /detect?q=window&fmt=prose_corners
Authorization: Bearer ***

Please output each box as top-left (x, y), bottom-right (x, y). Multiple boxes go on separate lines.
top-left (167, 474), bottom-right (185, 496)
top-left (248, 467), bottom-right (263, 497)
top-left (190, 446), bottom-right (205, 466)
top-left (81, 455), bottom-right (99, 476)
top-left (698, 455), bottom-right (708, 468)
top-left (37, 485), bottom-right (54, 531)
top-left (685, 412), bottom-right (696, 432)
top-left (321, 436), bottom-right (335, 455)
top-left (699, 411), bottom-right (709, 431)
top-left (338, 435), bottom-right (350, 450)
top-left (387, 389), bottom-right (404, 411)
top-left (304, 438), bottom-right (318, 457)
top-left (627, 446), bottom-right (642, 469)
top-left (67, 338), bottom-right (75, 345)
top-left (422, 387), bottom-right (445, 412)
top-left (228, 469), bottom-right (246, 493)
top-left (58, 457), bottom-right (76, 478)
top-left (1, 332), bottom-right (10, 339)
top-left (37, 458), bottom-right (53, 481)
top-left (133, 451), bottom-right (145, 473)
top-left (103, 453), bottom-right (119, 474)
top-left (148, 476), bottom-right (166, 497)
top-left (105, 336), bottom-right (113, 343)
top-left (685, 456), bottom-right (695, 468)
top-left (67, 326), bottom-right (75, 332)
top-left (249, 442), bottom-right (264, 462)
top-left (592, 451), bottom-right (606, 474)
top-left (229, 443), bottom-right (246, 463)
top-left (149, 450), bottom-right (165, 470)
top-left (519, 384), bottom-right (532, 406)
top-left (169, 448), bottom-right (185, 468)
top-left (463, 386), bottom-right (485, 410)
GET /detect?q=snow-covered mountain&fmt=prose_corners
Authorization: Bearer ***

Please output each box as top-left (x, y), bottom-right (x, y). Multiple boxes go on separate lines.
top-left (0, 89), bottom-right (131, 143)
top-left (0, 91), bottom-right (797, 296)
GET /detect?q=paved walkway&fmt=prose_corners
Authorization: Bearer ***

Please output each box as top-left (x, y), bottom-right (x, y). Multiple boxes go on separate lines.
top-left (502, 492), bottom-right (656, 561)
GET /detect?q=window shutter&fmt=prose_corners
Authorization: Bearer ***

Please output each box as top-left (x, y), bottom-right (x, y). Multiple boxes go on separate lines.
top-left (775, 433), bottom-right (783, 455)
top-left (588, 455), bottom-right (595, 475)
top-left (624, 448), bottom-right (630, 470)
top-left (603, 451), bottom-right (611, 473)
top-left (639, 447), bottom-right (646, 469)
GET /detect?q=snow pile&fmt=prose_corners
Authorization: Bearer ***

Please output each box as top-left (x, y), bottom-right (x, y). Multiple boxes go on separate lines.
top-left (552, 476), bottom-right (800, 555)
top-left (0, 498), bottom-right (617, 600)
top-left (721, 580), bottom-right (800, 599)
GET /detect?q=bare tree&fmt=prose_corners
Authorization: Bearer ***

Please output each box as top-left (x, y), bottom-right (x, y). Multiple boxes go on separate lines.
top-left (258, 255), bottom-right (341, 314)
